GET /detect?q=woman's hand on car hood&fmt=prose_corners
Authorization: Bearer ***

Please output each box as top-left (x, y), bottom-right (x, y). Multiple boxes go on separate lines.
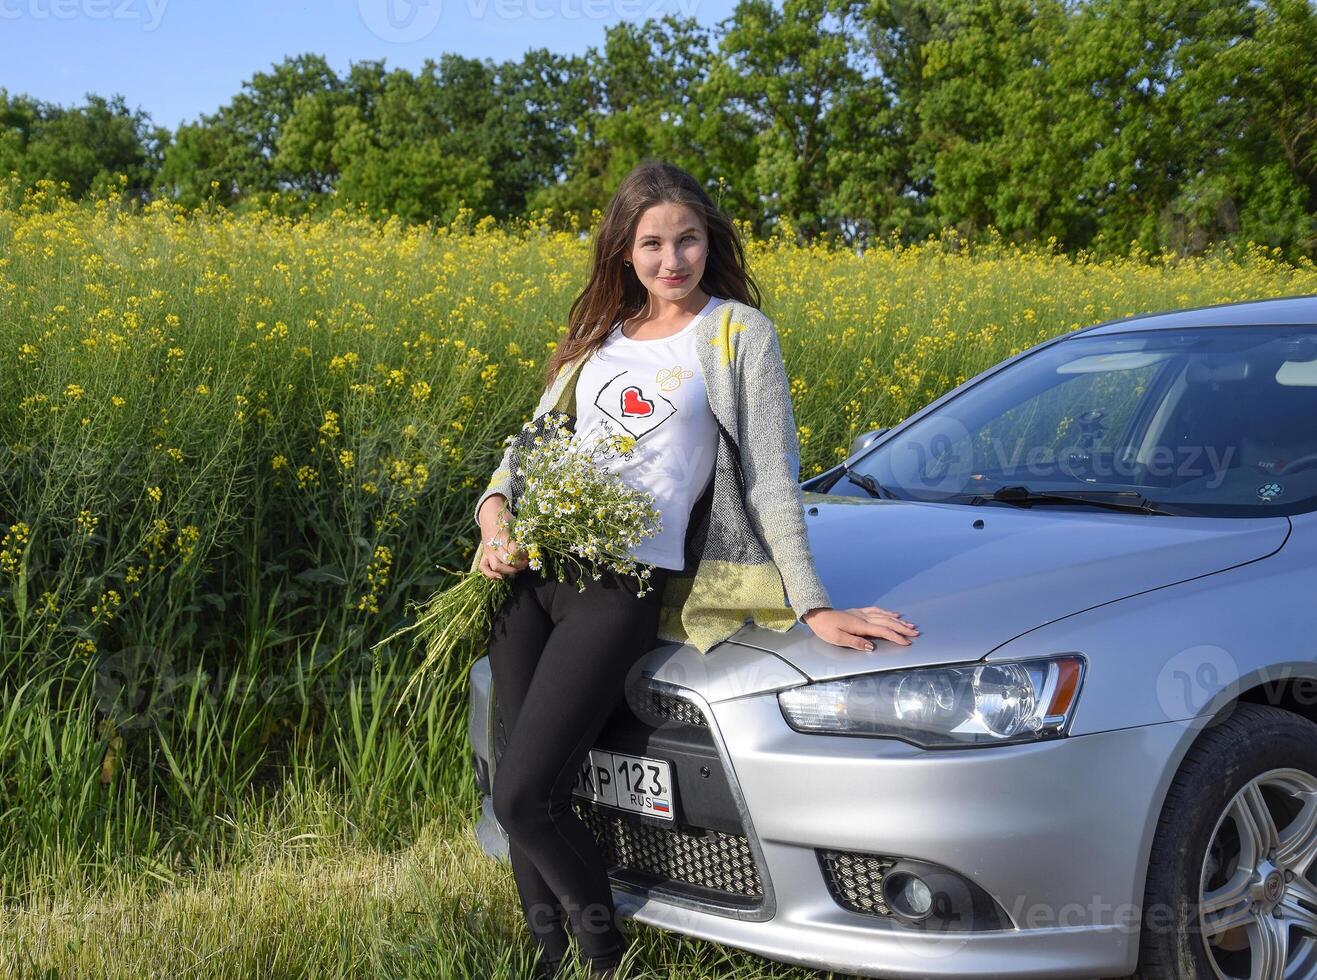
top-left (801, 606), bottom-right (920, 651)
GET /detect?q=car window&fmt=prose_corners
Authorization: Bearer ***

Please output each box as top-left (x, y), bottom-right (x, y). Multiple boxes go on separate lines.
top-left (840, 326), bottom-right (1317, 517)
top-left (977, 356), bottom-right (1167, 474)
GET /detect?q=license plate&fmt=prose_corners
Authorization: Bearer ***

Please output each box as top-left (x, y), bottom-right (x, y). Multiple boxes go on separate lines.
top-left (572, 749), bottom-right (674, 822)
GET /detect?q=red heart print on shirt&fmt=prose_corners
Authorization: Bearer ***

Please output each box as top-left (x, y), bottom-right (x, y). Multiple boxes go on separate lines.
top-left (621, 386), bottom-right (654, 418)
top-left (592, 371), bottom-right (675, 441)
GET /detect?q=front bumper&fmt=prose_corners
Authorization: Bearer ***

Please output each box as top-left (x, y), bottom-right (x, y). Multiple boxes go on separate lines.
top-left (469, 657), bottom-right (1185, 979)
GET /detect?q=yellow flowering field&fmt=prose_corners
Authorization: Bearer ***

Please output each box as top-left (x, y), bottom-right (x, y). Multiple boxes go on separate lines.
top-left (2, 177), bottom-right (1317, 978)
top-left (3, 178), bottom-right (1316, 663)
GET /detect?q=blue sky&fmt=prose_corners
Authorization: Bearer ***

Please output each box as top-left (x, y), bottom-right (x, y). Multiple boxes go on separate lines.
top-left (0, 0), bottom-right (737, 130)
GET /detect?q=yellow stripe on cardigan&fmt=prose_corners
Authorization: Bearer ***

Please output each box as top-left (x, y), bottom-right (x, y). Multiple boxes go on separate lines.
top-left (707, 305), bottom-right (747, 368)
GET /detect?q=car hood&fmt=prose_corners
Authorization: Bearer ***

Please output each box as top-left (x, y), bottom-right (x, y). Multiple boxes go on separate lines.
top-left (704, 492), bottom-right (1291, 686)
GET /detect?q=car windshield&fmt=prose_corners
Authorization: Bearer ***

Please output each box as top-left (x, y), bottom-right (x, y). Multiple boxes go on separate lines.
top-left (838, 325), bottom-right (1317, 517)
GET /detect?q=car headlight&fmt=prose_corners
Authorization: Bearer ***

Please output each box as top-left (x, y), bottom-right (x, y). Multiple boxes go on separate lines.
top-left (776, 655), bottom-right (1086, 749)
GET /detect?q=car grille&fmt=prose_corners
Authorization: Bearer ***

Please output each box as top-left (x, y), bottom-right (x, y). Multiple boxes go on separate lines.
top-left (573, 799), bottom-right (763, 903)
top-left (636, 688), bottom-right (708, 728)
top-left (817, 848), bottom-right (898, 916)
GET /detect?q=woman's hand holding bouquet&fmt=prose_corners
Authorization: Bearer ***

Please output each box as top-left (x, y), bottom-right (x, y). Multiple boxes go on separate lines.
top-left (476, 495), bottom-right (530, 578)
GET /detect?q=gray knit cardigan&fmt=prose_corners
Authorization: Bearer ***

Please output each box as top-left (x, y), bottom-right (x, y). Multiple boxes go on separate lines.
top-left (469, 300), bottom-right (833, 654)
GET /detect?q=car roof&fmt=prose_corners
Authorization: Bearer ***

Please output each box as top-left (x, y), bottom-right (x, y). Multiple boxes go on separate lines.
top-left (1071, 293), bottom-right (1317, 338)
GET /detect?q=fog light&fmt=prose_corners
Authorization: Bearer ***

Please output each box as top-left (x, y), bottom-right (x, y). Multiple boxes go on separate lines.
top-left (890, 873), bottom-right (933, 918)
top-left (880, 859), bottom-right (977, 929)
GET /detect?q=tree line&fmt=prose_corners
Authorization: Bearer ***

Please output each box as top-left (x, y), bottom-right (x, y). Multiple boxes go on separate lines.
top-left (1, 0), bottom-right (1314, 259)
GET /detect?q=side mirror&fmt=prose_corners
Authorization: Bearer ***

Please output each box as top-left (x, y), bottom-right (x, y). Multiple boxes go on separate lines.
top-left (849, 427), bottom-right (890, 457)
top-left (800, 427), bottom-right (893, 494)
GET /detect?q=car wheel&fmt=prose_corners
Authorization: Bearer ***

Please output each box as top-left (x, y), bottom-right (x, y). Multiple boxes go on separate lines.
top-left (1132, 702), bottom-right (1317, 979)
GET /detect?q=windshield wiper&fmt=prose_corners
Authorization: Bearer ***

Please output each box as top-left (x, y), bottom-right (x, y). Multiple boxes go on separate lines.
top-left (843, 466), bottom-right (901, 500)
top-left (964, 485), bottom-right (1185, 516)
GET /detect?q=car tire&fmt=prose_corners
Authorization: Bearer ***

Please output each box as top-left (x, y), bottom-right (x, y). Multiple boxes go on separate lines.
top-left (1130, 702), bottom-right (1317, 980)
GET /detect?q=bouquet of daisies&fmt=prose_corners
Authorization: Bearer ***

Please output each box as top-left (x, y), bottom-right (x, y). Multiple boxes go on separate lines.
top-left (373, 411), bottom-right (663, 706)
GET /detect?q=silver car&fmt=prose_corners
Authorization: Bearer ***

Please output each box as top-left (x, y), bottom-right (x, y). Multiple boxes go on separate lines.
top-left (467, 294), bottom-right (1317, 979)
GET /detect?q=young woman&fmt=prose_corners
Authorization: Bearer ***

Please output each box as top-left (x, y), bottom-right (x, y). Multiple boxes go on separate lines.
top-left (473, 162), bottom-right (920, 979)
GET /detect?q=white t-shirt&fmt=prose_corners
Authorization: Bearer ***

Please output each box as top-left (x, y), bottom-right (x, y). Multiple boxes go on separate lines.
top-left (571, 295), bottom-right (727, 570)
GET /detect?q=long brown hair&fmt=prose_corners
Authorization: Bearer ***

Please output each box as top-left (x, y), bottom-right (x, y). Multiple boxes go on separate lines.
top-left (542, 161), bottom-right (763, 389)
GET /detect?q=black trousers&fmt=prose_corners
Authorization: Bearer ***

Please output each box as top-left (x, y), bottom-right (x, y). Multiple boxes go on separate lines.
top-left (487, 559), bottom-right (670, 970)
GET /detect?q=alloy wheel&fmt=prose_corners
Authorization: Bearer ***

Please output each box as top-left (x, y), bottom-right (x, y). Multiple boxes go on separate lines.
top-left (1199, 768), bottom-right (1317, 979)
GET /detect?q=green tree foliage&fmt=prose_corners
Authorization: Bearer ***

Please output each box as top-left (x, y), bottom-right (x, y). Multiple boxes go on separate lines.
top-left (529, 17), bottom-right (731, 224)
top-left (1171, 0), bottom-right (1317, 255)
top-left (711, 0), bottom-right (897, 241)
top-left (271, 51), bottom-right (586, 224)
top-left (902, 0), bottom-right (1070, 243)
top-left (0, 90), bottom-right (166, 201)
top-left (156, 53), bottom-right (340, 209)
top-left (1, 0), bottom-right (1314, 257)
